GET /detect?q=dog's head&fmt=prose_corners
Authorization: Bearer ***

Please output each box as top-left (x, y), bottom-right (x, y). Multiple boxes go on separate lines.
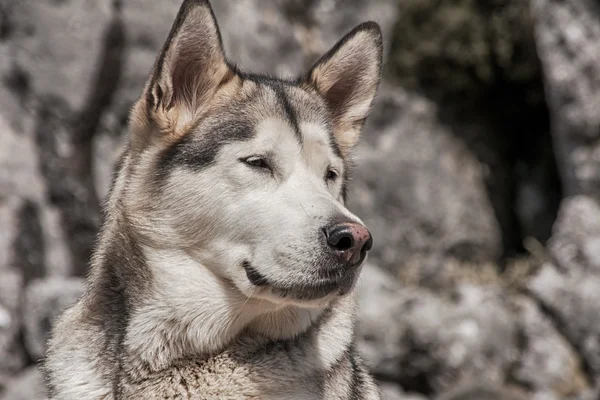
top-left (124, 0), bottom-right (382, 308)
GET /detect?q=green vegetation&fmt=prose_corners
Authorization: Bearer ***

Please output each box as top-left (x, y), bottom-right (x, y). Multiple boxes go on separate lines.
top-left (388, 0), bottom-right (542, 108)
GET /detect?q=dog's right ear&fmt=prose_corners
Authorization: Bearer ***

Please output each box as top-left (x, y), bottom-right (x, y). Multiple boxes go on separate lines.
top-left (132, 0), bottom-right (231, 146)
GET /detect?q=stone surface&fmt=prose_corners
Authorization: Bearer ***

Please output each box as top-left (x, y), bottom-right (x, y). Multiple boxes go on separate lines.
top-left (510, 296), bottom-right (588, 397)
top-left (532, 0), bottom-right (600, 198)
top-left (0, 268), bottom-right (26, 376)
top-left (380, 382), bottom-right (428, 400)
top-left (34, 101), bottom-right (102, 277)
top-left (0, 198), bottom-right (30, 376)
top-left (357, 263), bottom-right (589, 399)
top-left (0, 366), bottom-right (45, 400)
top-left (570, 384), bottom-right (600, 400)
top-left (8, 0), bottom-right (112, 112)
top-left (547, 195), bottom-right (600, 274)
top-left (23, 277), bottom-right (85, 362)
top-left (385, 0), bottom-right (560, 256)
top-left (528, 196), bottom-right (600, 382)
top-left (356, 265), bottom-right (519, 396)
top-left (434, 383), bottom-right (528, 400)
top-left (350, 86), bottom-right (502, 275)
top-left (529, 263), bottom-right (600, 380)
top-left (213, 0), bottom-right (398, 78)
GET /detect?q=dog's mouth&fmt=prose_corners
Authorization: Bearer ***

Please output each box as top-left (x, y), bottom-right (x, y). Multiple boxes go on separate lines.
top-left (243, 262), bottom-right (271, 287)
top-left (242, 261), bottom-right (360, 302)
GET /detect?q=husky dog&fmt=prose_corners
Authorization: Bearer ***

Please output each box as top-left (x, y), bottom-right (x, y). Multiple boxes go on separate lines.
top-left (46, 0), bottom-right (382, 398)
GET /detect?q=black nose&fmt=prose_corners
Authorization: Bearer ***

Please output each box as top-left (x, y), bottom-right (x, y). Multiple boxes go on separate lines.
top-left (323, 223), bottom-right (373, 265)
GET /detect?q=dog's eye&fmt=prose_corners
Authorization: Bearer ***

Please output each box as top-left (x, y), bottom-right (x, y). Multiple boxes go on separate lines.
top-left (325, 169), bottom-right (339, 182)
top-left (242, 156), bottom-right (271, 171)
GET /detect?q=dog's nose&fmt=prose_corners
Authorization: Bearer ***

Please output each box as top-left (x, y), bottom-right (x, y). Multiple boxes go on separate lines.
top-left (323, 222), bottom-right (373, 265)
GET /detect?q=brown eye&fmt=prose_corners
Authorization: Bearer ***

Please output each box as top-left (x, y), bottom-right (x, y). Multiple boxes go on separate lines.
top-left (242, 156), bottom-right (271, 171)
top-left (326, 169), bottom-right (338, 182)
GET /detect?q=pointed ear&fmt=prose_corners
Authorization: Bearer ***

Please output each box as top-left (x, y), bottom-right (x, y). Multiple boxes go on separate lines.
top-left (306, 22), bottom-right (383, 157)
top-left (139, 0), bottom-right (231, 139)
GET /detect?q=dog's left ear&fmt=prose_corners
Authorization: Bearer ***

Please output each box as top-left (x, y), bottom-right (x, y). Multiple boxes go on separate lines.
top-left (306, 22), bottom-right (383, 157)
top-left (133, 0), bottom-right (231, 146)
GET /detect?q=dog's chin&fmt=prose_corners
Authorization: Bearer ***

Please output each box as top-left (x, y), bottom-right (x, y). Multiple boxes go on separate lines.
top-left (242, 262), bottom-right (360, 308)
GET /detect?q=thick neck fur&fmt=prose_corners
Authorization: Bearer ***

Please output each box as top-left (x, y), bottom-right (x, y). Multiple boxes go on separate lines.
top-left (123, 246), bottom-right (325, 376)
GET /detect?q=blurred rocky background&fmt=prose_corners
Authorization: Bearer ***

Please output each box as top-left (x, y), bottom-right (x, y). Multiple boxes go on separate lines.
top-left (1, 0), bottom-right (600, 399)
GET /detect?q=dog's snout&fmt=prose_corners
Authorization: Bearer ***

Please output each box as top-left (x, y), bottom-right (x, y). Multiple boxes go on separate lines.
top-left (323, 223), bottom-right (373, 265)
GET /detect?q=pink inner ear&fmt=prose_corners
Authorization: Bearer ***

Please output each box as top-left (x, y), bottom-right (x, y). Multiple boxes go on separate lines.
top-left (326, 74), bottom-right (358, 114)
top-left (324, 62), bottom-right (372, 116)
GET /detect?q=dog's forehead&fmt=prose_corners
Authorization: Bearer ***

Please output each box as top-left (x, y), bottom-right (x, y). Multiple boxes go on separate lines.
top-left (248, 83), bottom-right (336, 152)
top-left (155, 79), bottom-right (340, 177)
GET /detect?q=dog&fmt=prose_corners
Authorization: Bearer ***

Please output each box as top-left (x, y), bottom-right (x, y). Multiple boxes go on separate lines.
top-left (46, 0), bottom-right (382, 398)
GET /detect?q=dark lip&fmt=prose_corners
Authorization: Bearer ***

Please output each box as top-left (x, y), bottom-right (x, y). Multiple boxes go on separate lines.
top-left (242, 260), bottom-right (363, 301)
top-left (243, 261), bottom-right (270, 286)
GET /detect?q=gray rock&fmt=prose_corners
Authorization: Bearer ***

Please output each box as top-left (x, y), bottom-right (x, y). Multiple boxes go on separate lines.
top-left (0, 104), bottom-right (72, 278)
top-left (213, 0), bottom-right (398, 78)
top-left (0, 197), bottom-right (19, 271)
top-left (531, 0), bottom-right (600, 197)
top-left (570, 384), bottom-right (600, 400)
top-left (23, 277), bottom-right (85, 361)
top-left (1, 0), bottom-right (115, 278)
top-left (0, 114), bottom-right (42, 203)
top-left (435, 383), bottom-right (528, 400)
top-left (527, 196), bottom-right (600, 382)
top-left (380, 382), bottom-right (428, 400)
top-left (357, 263), bottom-right (590, 398)
top-left (0, 198), bottom-right (30, 375)
top-left (9, 0), bottom-right (113, 112)
top-left (0, 269), bottom-right (26, 375)
top-left (109, 0), bottom-right (177, 125)
top-left (510, 296), bottom-right (588, 397)
top-left (350, 86), bottom-right (502, 276)
top-left (32, 101), bottom-right (102, 277)
top-left (528, 262), bottom-right (600, 381)
top-left (547, 195), bottom-right (600, 274)
top-left (356, 264), bottom-right (407, 379)
top-left (356, 265), bottom-right (518, 395)
top-left (0, 366), bottom-right (45, 400)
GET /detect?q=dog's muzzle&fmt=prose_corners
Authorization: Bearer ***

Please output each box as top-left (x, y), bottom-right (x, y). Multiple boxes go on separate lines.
top-left (242, 222), bottom-right (373, 301)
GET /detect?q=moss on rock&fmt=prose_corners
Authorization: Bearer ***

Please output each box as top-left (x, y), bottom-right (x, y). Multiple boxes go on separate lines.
top-left (388, 0), bottom-right (541, 109)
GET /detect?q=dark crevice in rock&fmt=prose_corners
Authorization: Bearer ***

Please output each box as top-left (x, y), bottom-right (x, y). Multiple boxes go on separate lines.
top-left (34, 99), bottom-right (100, 277)
top-left (394, 335), bottom-right (439, 396)
top-left (374, 370), bottom-right (434, 398)
top-left (504, 323), bottom-right (535, 392)
top-left (14, 200), bottom-right (46, 284)
top-left (387, 0), bottom-right (562, 265)
top-left (15, 323), bottom-right (34, 368)
top-left (3, 66), bottom-right (30, 106)
top-left (32, 5), bottom-right (126, 277)
top-left (367, 326), bottom-right (439, 397)
top-left (73, 3), bottom-right (125, 145)
top-left (0, 2), bottom-right (13, 41)
top-left (281, 0), bottom-right (318, 27)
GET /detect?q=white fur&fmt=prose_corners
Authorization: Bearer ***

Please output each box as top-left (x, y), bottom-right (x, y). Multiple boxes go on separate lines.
top-left (125, 246), bottom-right (326, 373)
